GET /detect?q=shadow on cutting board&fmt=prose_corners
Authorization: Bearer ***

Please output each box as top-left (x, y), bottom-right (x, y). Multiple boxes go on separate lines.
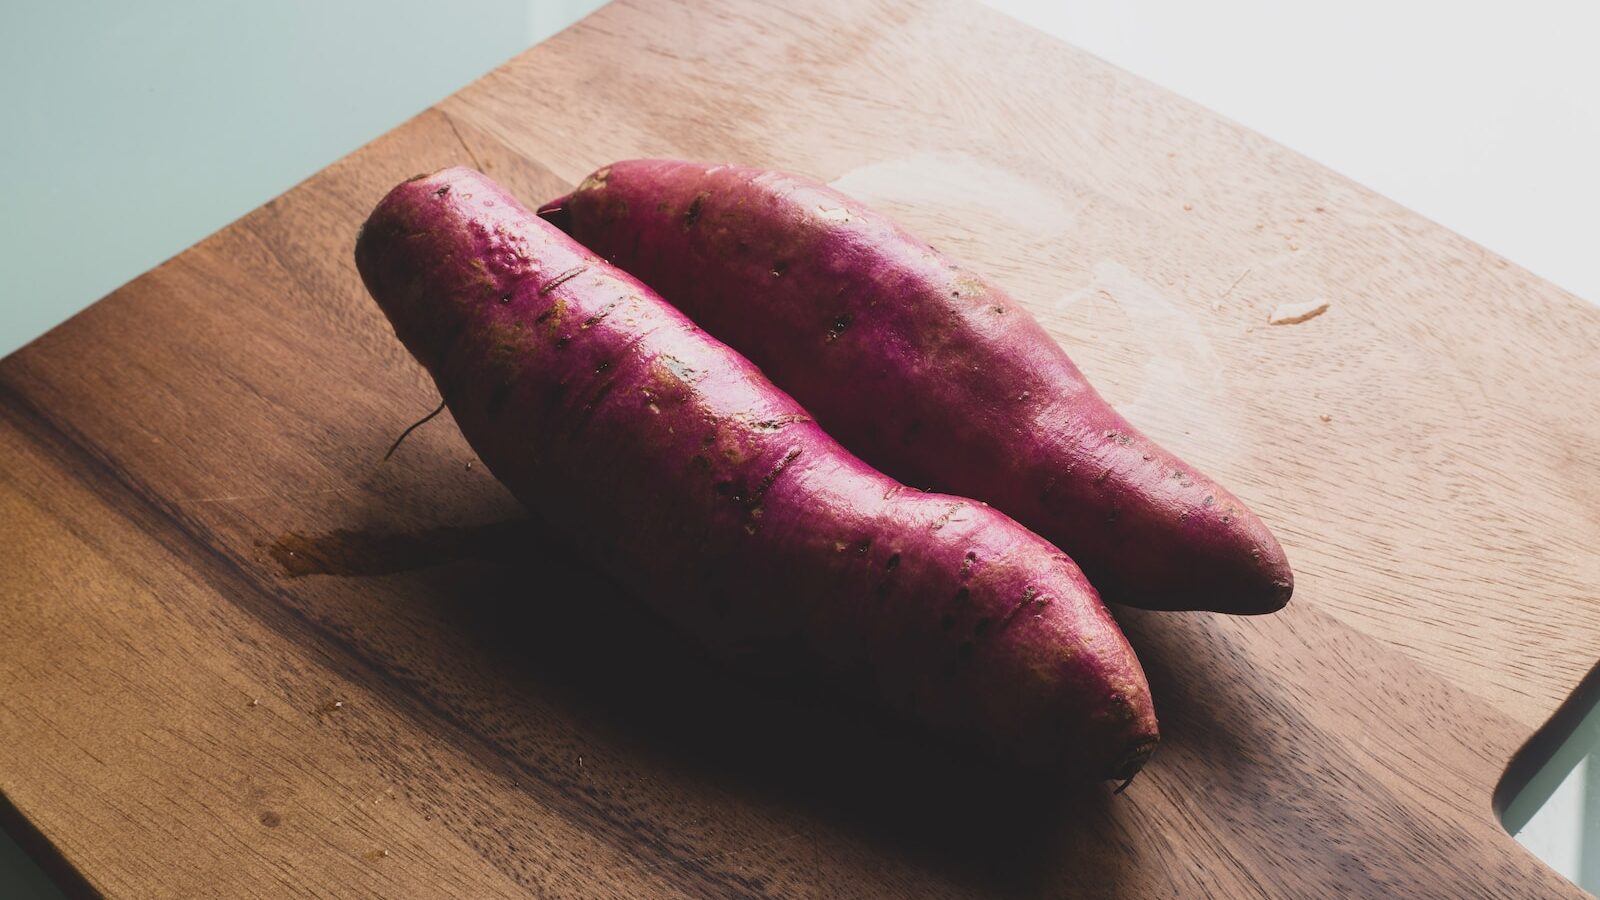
top-left (267, 518), bottom-right (1139, 894)
top-left (265, 504), bottom-right (1496, 896)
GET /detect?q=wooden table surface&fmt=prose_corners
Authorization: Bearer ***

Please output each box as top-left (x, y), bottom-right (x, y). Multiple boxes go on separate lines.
top-left (4, 0), bottom-right (1598, 896)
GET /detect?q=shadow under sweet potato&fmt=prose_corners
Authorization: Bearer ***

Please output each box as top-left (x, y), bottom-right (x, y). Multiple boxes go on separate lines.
top-left (271, 518), bottom-right (1138, 894)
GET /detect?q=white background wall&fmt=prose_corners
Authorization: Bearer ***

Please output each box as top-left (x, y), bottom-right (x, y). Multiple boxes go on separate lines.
top-left (988, 0), bottom-right (1600, 306)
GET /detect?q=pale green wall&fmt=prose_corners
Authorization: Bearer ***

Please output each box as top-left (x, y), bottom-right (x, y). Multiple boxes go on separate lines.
top-left (0, 0), bottom-right (603, 359)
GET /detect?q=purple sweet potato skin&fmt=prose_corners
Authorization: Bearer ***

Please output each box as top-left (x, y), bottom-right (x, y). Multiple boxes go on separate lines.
top-left (540, 160), bottom-right (1293, 614)
top-left (355, 167), bottom-right (1157, 780)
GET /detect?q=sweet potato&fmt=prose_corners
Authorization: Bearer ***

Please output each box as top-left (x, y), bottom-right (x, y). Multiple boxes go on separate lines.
top-left (355, 167), bottom-right (1157, 780)
top-left (540, 161), bottom-right (1292, 614)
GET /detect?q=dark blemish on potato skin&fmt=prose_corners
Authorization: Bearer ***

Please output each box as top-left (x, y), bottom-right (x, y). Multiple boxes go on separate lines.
top-left (540, 265), bottom-right (589, 297)
top-left (771, 260), bottom-right (789, 278)
top-left (684, 192), bottom-right (708, 227)
top-left (960, 551), bottom-right (976, 579)
top-left (953, 587), bottom-right (970, 605)
top-left (929, 502), bottom-right (964, 531)
top-left (974, 617), bottom-right (994, 637)
top-left (855, 538), bottom-right (872, 555)
top-left (751, 415), bottom-right (809, 433)
top-left (580, 377), bottom-right (618, 415)
top-left (433, 185), bottom-right (450, 197)
top-left (885, 552), bottom-right (901, 572)
top-left (997, 587), bottom-right (1040, 630)
top-left (581, 306), bottom-right (616, 329)
top-left (827, 313), bottom-right (852, 342)
top-left (748, 447), bottom-right (803, 505)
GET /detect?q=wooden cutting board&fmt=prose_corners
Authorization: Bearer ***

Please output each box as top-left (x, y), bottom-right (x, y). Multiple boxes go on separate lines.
top-left (3, 0), bottom-right (1597, 895)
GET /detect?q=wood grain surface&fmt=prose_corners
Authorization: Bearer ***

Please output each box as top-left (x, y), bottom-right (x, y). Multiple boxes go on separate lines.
top-left (3, 0), bottom-right (1598, 896)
